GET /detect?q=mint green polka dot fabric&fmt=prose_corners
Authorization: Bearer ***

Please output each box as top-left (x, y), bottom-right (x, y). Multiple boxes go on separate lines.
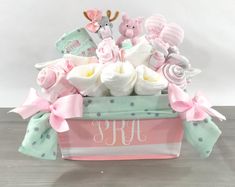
top-left (17, 95), bottom-right (222, 160)
top-left (18, 112), bottom-right (57, 160)
top-left (184, 117), bottom-right (221, 158)
top-left (82, 95), bottom-right (178, 120)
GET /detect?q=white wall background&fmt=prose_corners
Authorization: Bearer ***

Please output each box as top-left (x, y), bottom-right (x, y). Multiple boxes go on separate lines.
top-left (0, 0), bottom-right (235, 107)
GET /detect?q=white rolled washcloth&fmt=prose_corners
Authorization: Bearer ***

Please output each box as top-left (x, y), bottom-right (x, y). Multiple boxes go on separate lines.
top-left (124, 36), bottom-right (153, 67)
top-left (67, 63), bottom-right (108, 97)
top-left (135, 65), bottom-right (168, 95)
top-left (101, 61), bottom-right (137, 96)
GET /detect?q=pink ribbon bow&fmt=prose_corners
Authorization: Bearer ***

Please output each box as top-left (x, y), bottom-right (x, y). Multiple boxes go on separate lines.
top-left (10, 88), bottom-right (83, 132)
top-left (85, 9), bottom-right (102, 33)
top-left (168, 83), bottom-right (226, 121)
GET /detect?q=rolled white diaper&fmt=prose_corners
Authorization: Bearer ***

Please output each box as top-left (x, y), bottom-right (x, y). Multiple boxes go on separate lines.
top-left (135, 65), bottom-right (168, 95)
top-left (67, 63), bottom-right (108, 97)
top-left (124, 37), bottom-right (152, 67)
top-left (101, 61), bottom-right (137, 96)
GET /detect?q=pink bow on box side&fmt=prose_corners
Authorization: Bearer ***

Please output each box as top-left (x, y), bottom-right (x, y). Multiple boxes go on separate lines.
top-left (10, 88), bottom-right (83, 132)
top-left (85, 9), bottom-right (102, 33)
top-left (168, 83), bottom-right (226, 121)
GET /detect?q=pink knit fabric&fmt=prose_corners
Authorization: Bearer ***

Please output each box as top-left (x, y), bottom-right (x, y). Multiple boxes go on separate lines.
top-left (148, 51), bottom-right (166, 70)
top-left (160, 23), bottom-right (184, 47)
top-left (37, 60), bottom-right (77, 102)
top-left (145, 14), bottom-right (166, 39)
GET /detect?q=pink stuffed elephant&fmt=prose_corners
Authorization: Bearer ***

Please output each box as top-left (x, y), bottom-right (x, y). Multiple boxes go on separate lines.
top-left (116, 14), bottom-right (144, 47)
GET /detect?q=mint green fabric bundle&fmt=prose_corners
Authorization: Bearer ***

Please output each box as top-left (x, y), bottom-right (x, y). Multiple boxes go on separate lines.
top-left (18, 112), bottom-right (57, 160)
top-left (184, 118), bottom-right (221, 158)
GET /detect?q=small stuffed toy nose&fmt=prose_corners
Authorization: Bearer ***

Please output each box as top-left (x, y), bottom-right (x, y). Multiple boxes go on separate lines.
top-left (125, 29), bottom-right (134, 37)
top-left (99, 26), bottom-right (112, 39)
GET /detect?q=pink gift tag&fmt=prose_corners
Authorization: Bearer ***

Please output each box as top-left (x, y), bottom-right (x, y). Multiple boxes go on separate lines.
top-left (58, 117), bottom-right (183, 160)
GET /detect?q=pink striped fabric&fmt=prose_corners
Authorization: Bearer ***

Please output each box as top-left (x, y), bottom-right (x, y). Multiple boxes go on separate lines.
top-left (167, 53), bottom-right (190, 69)
top-left (145, 14), bottom-right (167, 39)
top-left (58, 118), bottom-right (184, 160)
top-left (160, 23), bottom-right (184, 47)
top-left (161, 64), bottom-right (187, 89)
top-left (148, 51), bottom-right (166, 70)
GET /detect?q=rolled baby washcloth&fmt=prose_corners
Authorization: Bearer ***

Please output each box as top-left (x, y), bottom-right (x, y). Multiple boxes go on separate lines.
top-left (166, 53), bottom-right (201, 83)
top-left (166, 53), bottom-right (191, 70)
top-left (148, 51), bottom-right (165, 71)
top-left (145, 14), bottom-right (167, 39)
top-left (135, 65), bottom-right (168, 95)
top-left (101, 61), bottom-right (137, 96)
top-left (96, 38), bottom-right (120, 64)
top-left (67, 63), bottom-right (108, 97)
top-left (124, 36), bottom-right (152, 67)
top-left (147, 37), bottom-right (169, 56)
top-left (37, 60), bottom-right (77, 102)
top-left (159, 23), bottom-right (184, 47)
top-left (161, 63), bottom-right (187, 89)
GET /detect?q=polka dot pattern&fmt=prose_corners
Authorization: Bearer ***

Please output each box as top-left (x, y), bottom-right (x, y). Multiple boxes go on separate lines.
top-left (204, 119), bottom-right (208, 123)
top-left (184, 117), bottom-right (221, 158)
top-left (19, 112), bottom-right (57, 160)
top-left (198, 137), bottom-right (203, 142)
top-left (193, 122), bottom-right (198, 126)
top-left (82, 95), bottom-right (176, 120)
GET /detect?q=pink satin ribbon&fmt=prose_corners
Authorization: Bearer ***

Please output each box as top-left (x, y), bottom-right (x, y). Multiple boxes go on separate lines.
top-left (85, 10), bottom-right (102, 33)
top-left (168, 83), bottom-right (226, 121)
top-left (10, 88), bottom-right (83, 132)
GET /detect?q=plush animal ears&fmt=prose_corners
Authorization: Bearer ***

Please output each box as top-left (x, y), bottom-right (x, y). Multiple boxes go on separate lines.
top-left (122, 14), bottom-right (144, 23)
top-left (106, 10), bottom-right (119, 22)
top-left (122, 14), bottom-right (129, 21)
top-left (136, 17), bottom-right (144, 24)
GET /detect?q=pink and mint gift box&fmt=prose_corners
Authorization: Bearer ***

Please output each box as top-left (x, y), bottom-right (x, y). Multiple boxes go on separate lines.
top-left (11, 9), bottom-right (226, 161)
top-left (58, 95), bottom-right (184, 160)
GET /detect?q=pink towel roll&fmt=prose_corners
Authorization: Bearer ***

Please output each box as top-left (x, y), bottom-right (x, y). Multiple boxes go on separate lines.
top-left (160, 23), bottom-right (184, 47)
top-left (148, 51), bottom-right (166, 71)
top-left (162, 64), bottom-right (187, 89)
top-left (145, 14), bottom-right (166, 39)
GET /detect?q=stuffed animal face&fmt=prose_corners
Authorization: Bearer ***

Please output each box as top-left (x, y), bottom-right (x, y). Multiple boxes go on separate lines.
top-left (97, 16), bottom-right (113, 39)
top-left (83, 10), bottom-right (119, 39)
top-left (98, 16), bottom-right (113, 29)
top-left (119, 15), bottom-right (144, 38)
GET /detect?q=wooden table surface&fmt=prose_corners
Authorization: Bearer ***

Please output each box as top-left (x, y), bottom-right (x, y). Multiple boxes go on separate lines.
top-left (0, 108), bottom-right (234, 187)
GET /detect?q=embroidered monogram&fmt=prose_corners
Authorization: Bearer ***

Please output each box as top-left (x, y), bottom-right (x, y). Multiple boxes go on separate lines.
top-left (93, 120), bottom-right (147, 145)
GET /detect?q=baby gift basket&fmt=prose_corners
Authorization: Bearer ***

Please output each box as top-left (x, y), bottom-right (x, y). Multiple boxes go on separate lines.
top-left (10, 9), bottom-right (226, 160)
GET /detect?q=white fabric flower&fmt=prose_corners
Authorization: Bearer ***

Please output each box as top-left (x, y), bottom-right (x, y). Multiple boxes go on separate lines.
top-left (67, 63), bottom-right (108, 96)
top-left (101, 61), bottom-right (137, 96)
top-left (125, 37), bottom-right (152, 67)
top-left (135, 65), bottom-right (168, 95)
